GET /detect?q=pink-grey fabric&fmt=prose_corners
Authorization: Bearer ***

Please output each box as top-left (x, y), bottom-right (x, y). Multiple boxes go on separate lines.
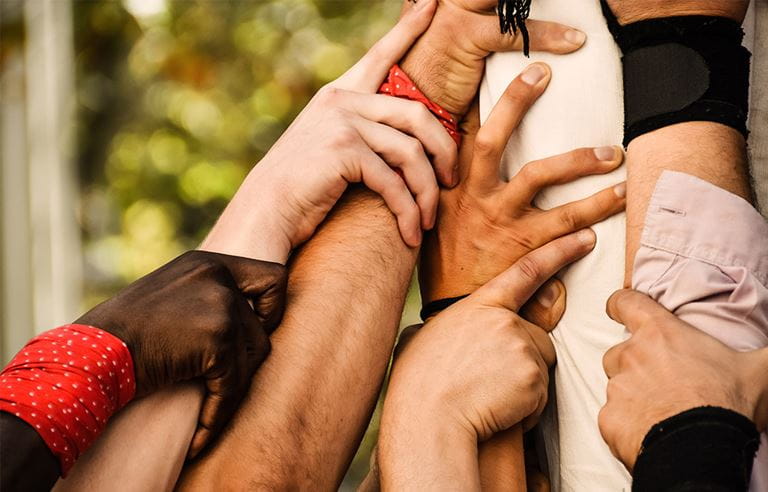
top-left (633, 170), bottom-right (768, 490)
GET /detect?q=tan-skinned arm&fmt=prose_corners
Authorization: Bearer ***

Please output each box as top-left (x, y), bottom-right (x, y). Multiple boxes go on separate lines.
top-left (623, 124), bottom-right (751, 284)
top-left (177, 189), bottom-right (417, 489)
top-left (602, 1), bottom-right (753, 284)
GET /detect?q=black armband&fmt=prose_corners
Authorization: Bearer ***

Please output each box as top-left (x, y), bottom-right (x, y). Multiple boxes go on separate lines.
top-left (600, 2), bottom-right (751, 147)
top-left (633, 406), bottom-right (760, 492)
top-left (420, 294), bottom-right (469, 321)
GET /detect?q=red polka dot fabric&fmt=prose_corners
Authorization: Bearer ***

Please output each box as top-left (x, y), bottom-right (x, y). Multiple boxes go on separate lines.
top-left (0, 324), bottom-right (135, 476)
top-left (379, 64), bottom-right (462, 147)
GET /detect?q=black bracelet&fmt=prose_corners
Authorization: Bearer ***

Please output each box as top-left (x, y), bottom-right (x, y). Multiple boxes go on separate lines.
top-left (633, 406), bottom-right (760, 492)
top-left (420, 294), bottom-right (470, 322)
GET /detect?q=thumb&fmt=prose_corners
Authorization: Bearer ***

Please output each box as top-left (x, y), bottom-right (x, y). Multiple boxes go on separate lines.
top-left (474, 229), bottom-right (595, 312)
top-left (472, 17), bottom-right (585, 54)
top-left (203, 251), bottom-right (288, 332)
top-left (519, 278), bottom-right (566, 332)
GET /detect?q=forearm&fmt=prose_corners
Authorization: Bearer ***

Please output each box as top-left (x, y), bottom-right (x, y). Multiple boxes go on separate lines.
top-left (624, 122), bottom-right (751, 284)
top-left (178, 188), bottom-right (417, 489)
top-left (0, 413), bottom-right (58, 491)
top-left (379, 407), bottom-right (480, 491)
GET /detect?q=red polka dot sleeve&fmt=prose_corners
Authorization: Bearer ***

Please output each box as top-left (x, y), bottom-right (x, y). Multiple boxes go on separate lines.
top-left (378, 64), bottom-right (461, 147)
top-left (0, 324), bottom-right (135, 476)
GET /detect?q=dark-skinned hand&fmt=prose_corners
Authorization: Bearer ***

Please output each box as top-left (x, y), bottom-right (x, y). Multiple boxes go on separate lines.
top-left (76, 250), bottom-right (287, 458)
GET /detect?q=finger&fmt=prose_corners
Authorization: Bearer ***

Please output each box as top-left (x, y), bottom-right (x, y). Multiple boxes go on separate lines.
top-left (475, 229), bottom-right (596, 312)
top-left (519, 278), bottom-right (566, 332)
top-left (473, 17), bottom-right (586, 54)
top-left (507, 146), bottom-right (624, 206)
top-left (537, 182), bottom-right (626, 239)
top-left (234, 294), bottom-right (272, 374)
top-left (201, 252), bottom-right (288, 331)
top-left (602, 340), bottom-right (629, 379)
top-left (456, 99), bottom-right (481, 183)
top-left (519, 318), bottom-right (556, 368)
top-left (335, 0), bottom-right (437, 92)
top-left (187, 355), bottom-right (247, 459)
top-left (468, 63), bottom-right (551, 189)
top-left (605, 289), bottom-right (677, 333)
top-left (355, 148), bottom-right (423, 247)
top-left (351, 116), bottom-right (439, 229)
top-left (340, 92), bottom-right (458, 187)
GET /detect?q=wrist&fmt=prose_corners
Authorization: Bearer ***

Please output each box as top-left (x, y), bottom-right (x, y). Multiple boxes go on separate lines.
top-left (201, 175), bottom-right (293, 264)
top-left (380, 396), bottom-right (479, 490)
top-left (399, 44), bottom-right (470, 120)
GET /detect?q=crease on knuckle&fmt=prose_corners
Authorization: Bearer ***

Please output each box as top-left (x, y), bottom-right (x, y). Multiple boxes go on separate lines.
top-left (558, 207), bottom-right (582, 230)
top-left (406, 137), bottom-right (425, 161)
top-left (516, 255), bottom-right (543, 284)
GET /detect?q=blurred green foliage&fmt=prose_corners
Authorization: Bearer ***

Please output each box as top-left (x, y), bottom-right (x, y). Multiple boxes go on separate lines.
top-left (75, 0), bottom-right (402, 304)
top-left (72, 0), bottom-right (421, 486)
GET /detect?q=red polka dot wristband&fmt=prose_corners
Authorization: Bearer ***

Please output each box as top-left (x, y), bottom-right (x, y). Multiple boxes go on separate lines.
top-left (0, 324), bottom-right (135, 476)
top-left (379, 64), bottom-right (461, 147)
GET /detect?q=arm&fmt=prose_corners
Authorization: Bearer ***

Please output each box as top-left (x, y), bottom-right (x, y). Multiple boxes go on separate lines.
top-left (0, 252), bottom-right (285, 491)
top-left (0, 415), bottom-right (59, 491)
top-left (599, 0), bottom-right (753, 283)
top-left (624, 125), bottom-right (751, 284)
top-left (177, 188), bottom-right (417, 488)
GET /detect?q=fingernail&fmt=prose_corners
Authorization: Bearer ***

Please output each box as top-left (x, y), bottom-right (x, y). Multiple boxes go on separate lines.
top-left (578, 229), bottom-right (596, 247)
top-left (613, 182), bottom-right (627, 198)
top-left (538, 281), bottom-right (561, 308)
top-left (594, 146), bottom-right (616, 161)
top-left (521, 64), bottom-right (547, 86)
top-left (451, 166), bottom-right (460, 187)
top-left (564, 29), bottom-right (586, 46)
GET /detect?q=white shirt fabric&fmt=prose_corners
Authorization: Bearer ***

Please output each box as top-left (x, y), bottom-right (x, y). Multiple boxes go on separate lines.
top-left (479, 1), bottom-right (761, 490)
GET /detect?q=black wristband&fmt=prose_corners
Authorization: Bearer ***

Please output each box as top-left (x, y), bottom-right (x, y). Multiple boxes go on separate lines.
top-left (420, 294), bottom-right (469, 322)
top-left (633, 406), bottom-right (760, 492)
top-left (600, 2), bottom-right (751, 147)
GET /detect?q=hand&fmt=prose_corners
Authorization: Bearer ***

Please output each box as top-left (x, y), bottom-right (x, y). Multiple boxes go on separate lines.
top-left (379, 228), bottom-right (597, 490)
top-left (420, 63), bottom-right (626, 304)
top-left (602, 0), bottom-right (748, 25)
top-left (399, 0), bottom-right (587, 118)
top-left (599, 289), bottom-right (768, 471)
top-left (202, 0), bottom-right (457, 262)
top-left (76, 250), bottom-right (287, 458)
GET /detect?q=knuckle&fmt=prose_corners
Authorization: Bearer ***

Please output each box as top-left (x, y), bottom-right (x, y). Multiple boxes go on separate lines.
top-left (473, 132), bottom-right (497, 159)
top-left (558, 207), bottom-right (582, 230)
top-left (405, 137), bottom-right (425, 160)
top-left (413, 103), bottom-right (433, 124)
top-left (515, 255), bottom-right (544, 284)
top-left (333, 123), bottom-right (359, 148)
top-left (597, 406), bottom-right (613, 434)
top-left (317, 86), bottom-right (344, 105)
top-left (517, 161), bottom-right (543, 187)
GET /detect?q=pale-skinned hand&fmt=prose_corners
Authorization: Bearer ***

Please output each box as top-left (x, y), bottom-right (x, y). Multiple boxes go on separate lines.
top-left (420, 62), bottom-right (626, 304)
top-left (379, 228), bottom-right (598, 490)
top-left (599, 289), bottom-right (768, 471)
top-left (202, 0), bottom-right (457, 262)
top-left (399, 0), bottom-right (587, 118)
